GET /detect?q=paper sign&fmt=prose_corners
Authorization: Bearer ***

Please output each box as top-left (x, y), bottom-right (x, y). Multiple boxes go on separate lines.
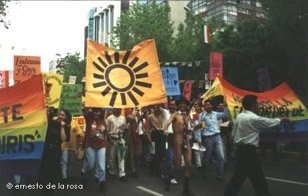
top-left (14, 55), bottom-right (41, 84)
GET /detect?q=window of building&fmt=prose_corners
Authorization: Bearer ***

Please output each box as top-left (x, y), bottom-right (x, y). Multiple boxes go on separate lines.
top-left (100, 13), bottom-right (104, 43)
top-left (238, 7), bottom-right (249, 15)
top-left (241, 0), bottom-right (251, 5)
top-left (227, 0), bottom-right (237, 4)
top-left (110, 6), bottom-right (114, 32)
top-left (95, 16), bottom-right (99, 41)
top-left (256, 12), bottom-right (265, 18)
top-left (207, 0), bottom-right (215, 5)
top-left (137, 0), bottom-right (149, 4)
top-left (256, 1), bottom-right (262, 8)
top-left (106, 10), bottom-right (109, 34)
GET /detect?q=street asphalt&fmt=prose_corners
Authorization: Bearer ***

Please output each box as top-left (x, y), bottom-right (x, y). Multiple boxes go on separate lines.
top-left (1, 156), bottom-right (308, 196)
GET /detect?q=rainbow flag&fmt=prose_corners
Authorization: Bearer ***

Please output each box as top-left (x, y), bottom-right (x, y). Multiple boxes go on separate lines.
top-left (202, 77), bottom-right (308, 141)
top-left (0, 74), bottom-right (47, 176)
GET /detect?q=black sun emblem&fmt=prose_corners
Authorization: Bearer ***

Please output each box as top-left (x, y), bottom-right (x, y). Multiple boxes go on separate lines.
top-left (92, 51), bottom-right (152, 107)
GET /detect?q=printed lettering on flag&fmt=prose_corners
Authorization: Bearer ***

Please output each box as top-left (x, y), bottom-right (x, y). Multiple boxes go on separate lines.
top-left (42, 72), bottom-right (64, 108)
top-left (0, 71), bottom-right (9, 89)
top-left (161, 67), bottom-right (181, 96)
top-left (201, 77), bottom-right (308, 140)
top-left (14, 55), bottom-right (41, 84)
top-left (0, 75), bottom-right (47, 177)
top-left (182, 80), bottom-right (194, 102)
top-left (209, 53), bottom-right (223, 80)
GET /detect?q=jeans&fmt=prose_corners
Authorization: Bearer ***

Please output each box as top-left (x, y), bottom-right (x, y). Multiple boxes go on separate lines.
top-left (60, 150), bottom-right (75, 179)
top-left (165, 142), bottom-right (174, 177)
top-left (84, 147), bottom-right (106, 182)
top-left (202, 134), bottom-right (225, 177)
top-left (13, 175), bottom-right (21, 184)
top-left (194, 149), bottom-right (204, 167)
top-left (140, 135), bottom-right (151, 163)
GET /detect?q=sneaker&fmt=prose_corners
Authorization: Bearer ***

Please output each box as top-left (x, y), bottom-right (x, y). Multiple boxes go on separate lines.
top-left (183, 188), bottom-right (195, 196)
top-left (99, 182), bottom-right (105, 193)
top-left (120, 176), bottom-right (127, 182)
top-left (170, 178), bottom-right (178, 185)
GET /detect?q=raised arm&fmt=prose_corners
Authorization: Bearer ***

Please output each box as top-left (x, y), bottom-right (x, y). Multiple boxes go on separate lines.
top-left (163, 113), bottom-right (176, 135)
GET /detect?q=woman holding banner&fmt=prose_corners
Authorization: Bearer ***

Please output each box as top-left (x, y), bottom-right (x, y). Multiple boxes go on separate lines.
top-left (82, 108), bottom-right (107, 193)
top-left (40, 108), bottom-right (71, 196)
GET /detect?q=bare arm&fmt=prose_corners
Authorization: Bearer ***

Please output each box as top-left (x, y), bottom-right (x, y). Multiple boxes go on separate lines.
top-left (163, 113), bottom-right (176, 134)
top-left (60, 121), bottom-right (67, 142)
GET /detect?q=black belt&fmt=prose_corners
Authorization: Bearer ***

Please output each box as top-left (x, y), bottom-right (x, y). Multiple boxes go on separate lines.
top-left (237, 143), bottom-right (257, 150)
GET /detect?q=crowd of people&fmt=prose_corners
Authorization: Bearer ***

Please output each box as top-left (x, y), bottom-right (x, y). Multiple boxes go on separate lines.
top-left (34, 96), bottom-right (236, 196)
top-left (14, 94), bottom-right (290, 196)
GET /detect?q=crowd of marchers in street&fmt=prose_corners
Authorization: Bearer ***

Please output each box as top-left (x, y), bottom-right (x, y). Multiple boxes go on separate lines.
top-left (11, 95), bottom-right (295, 196)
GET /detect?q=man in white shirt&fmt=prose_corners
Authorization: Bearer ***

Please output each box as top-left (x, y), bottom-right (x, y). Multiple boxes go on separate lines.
top-left (224, 95), bottom-right (285, 196)
top-left (162, 99), bottom-right (178, 185)
top-left (106, 108), bottom-right (128, 181)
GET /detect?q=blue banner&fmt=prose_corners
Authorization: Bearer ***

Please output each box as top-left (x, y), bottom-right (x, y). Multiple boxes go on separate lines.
top-left (161, 67), bottom-right (180, 96)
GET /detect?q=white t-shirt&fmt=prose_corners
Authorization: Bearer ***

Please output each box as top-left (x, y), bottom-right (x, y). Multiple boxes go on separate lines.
top-left (106, 115), bottom-right (127, 138)
top-left (137, 116), bottom-right (144, 135)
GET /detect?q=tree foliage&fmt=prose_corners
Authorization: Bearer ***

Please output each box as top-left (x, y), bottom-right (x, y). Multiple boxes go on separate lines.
top-left (112, 0), bottom-right (308, 105)
top-left (173, 12), bottom-right (206, 62)
top-left (259, 0), bottom-right (308, 104)
top-left (112, 1), bottom-right (174, 62)
top-left (0, 0), bottom-right (10, 29)
top-left (208, 0), bottom-right (308, 106)
top-left (56, 52), bottom-right (85, 84)
top-left (209, 18), bottom-right (268, 91)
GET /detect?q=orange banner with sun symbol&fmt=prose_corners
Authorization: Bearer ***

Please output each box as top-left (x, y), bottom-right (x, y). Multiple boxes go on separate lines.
top-left (86, 39), bottom-right (167, 108)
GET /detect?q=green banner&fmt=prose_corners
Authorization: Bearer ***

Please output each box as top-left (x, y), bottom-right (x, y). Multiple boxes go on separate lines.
top-left (59, 84), bottom-right (83, 116)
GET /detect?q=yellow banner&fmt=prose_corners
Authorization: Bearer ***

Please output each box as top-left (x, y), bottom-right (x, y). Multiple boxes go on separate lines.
top-left (42, 72), bottom-right (63, 108)
top-left (201, 78), bottom-right (224, 102)
top-left (86, 39), bottom-right (167, 108)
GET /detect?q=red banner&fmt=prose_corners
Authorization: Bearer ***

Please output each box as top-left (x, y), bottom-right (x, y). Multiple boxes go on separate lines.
top-left (14, 55), bottom-right (41, 84)
top-left (209, 53), bottom-right (223, 80)
top-left (0, 71), bottom-right (9, 89)
top-left (182, 80), bottom-right (194, 102)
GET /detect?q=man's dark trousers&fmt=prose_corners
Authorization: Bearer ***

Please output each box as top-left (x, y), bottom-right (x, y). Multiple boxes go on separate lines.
top-left (224, 144), bottom-right (270, 196)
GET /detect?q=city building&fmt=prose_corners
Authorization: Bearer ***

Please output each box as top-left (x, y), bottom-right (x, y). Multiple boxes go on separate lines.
top-left (49, 60), bottom-right (58, 73)
top-left (85, 0), bottom-right (190, 52)
top-left (188, 0), bottom-right (266, 25)
top-left (87, 8), bottom-right (97, 41)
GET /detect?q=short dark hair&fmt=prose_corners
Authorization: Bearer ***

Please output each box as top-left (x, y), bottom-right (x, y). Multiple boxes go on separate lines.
top-left (176, 97), bottom-right (189, 105)
top-left (168, 98), bottom-right (176, 104)
top-left (204, 99), bottom-right (214, 106)
top-left (242, 95), bottom-right (257, 110)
